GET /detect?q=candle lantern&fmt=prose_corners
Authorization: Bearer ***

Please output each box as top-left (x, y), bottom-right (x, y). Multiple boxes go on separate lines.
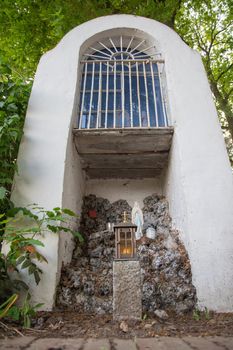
top-left (114, 211), bottom-right (137, 259)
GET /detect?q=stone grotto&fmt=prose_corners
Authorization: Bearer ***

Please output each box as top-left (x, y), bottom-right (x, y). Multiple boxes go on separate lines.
top-left (56, 194), bottom-right (197, 316)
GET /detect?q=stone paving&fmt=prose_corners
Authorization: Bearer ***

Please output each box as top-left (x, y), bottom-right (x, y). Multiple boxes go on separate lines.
top-left (0, 337), bottom-right (233, 350)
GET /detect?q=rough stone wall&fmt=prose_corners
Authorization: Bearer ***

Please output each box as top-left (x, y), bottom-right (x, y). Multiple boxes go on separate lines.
top-left (56, 194), bottom-right (196, 315)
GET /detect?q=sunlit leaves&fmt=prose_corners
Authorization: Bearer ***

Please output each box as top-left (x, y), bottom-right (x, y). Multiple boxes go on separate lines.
top-left (175, 0), bottom-right (233, 165)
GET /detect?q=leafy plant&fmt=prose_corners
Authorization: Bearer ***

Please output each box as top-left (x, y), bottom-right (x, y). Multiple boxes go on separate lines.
top-left (0, 205), bottom-right (82, 328)
top-left (0, 293), bottom-right (18, 319)
top-left (0, 251), bottom-right (28, 304)
top-left (204, 307), bottom-right (210, 320)
top-left (7, 292), bottom-right (43, 328)
top-left (193, 308), bottom-right (201, 321)
top-left (0, 59), bottom-right (31, 213)
top-left (1, 206), bottom-right (82, 285)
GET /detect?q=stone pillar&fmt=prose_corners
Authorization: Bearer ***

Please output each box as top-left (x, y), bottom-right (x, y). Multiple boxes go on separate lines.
top-left (113, 260), bottom-right (142, 320)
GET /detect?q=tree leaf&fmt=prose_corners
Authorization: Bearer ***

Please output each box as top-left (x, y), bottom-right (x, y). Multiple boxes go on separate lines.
top-left (21, 259), bottom-right (31, 269)
top-left (34, 271), bottom-right (40, 285)
top-left (62, 208), bottom-right (76, 216)
top-left (0, 186), bottom-right (7, 200)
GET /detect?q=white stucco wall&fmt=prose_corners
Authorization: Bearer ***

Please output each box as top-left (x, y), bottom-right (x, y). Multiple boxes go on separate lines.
top-left (163, 53), bottom-right (233, 311)
top-left (85, 178), bottom-right (162, 208)
top-left (10, 15), bottom-right (233, 311)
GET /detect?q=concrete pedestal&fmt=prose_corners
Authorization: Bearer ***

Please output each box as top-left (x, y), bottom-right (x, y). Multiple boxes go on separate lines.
top-left (113, 260), bottom-right (142, 320)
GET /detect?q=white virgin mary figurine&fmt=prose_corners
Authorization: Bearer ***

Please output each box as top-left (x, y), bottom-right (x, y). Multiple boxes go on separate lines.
top-left (132, 201), bottom-right (144, 240)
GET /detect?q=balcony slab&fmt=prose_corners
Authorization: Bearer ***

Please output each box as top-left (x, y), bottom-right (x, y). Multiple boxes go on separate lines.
top-left (73, 127), bottom-right (174, 178)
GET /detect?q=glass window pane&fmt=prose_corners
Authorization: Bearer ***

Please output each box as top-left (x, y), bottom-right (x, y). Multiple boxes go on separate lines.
top-left (124, 74), bottom-right (131, 127)
top-left (120, 231), bottom-right (125, 239)
top-left (131, 76), bottom-right (139, 127)
top-left (153, 67), bottom-right (165, 126)
top-left (79, 47), bottom-right (167, 130)
top-left (107, 112), bottom-right (113, 128)
top-left (100, 112), bottom-right (106, 128)
top-left (80, 114), bottom-right (88, 129)
top-left (147, 75), bottom-right (156, 127)
top-left (139, 75), bottom-right (148, 127)
top-left (93, 72), bottom-right (99, 90)
top-left (116, 72), bottom-right (121, 90)
top-left (90, 113), bottom-right (97, 128)
top-left (92, 92), bottom-right (98, 111)
top-left (115, 111), bottom-right (122, 128)
top-left (83, 92), bottom-right (91, 113)
top-left (108, 92), bottom-right (114, 111)
top-left (102, 73), bottom-right (107, 90)
top-left (127, 231), bottom-right (131, 239)
top-left (115, 90), bottom-right (122, 128)
top-left (85, 73), bottom-right (92, 90)
top-left (101, 92), bottom-right (106, 112)
top-left (109, 73), bottom-right (114, 90)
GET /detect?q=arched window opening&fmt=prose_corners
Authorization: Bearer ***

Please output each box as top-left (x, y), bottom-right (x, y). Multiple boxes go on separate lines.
top-left (78, 36), bottom-right (168, 129)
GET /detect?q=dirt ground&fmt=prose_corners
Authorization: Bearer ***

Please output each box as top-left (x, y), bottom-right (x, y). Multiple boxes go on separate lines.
top-left (1, 311), bottom-right (233, 339)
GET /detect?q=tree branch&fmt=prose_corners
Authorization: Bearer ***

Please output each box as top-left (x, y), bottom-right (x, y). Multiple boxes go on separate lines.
top-left (216, 63), bottom-right (233, 82)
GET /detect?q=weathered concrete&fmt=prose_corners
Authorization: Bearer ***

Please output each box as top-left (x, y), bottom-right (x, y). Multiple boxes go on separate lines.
top-left (1, 337), bottom-right (233, 350)
top-left (113, 260), bottom-right (142, 320)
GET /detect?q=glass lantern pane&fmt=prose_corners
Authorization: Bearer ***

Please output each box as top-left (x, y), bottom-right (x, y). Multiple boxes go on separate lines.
top-left (126, 230), bottom-right (131, 239)
top-left (120, 230), bottom-right (125, 239)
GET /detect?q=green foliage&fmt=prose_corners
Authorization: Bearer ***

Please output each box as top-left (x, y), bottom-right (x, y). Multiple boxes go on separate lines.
top-left (0, 0), bottom-right (182, 78)
top-left (193, 307), bottom-right (211, 321)
top-left (175, 0), bottom-right (233, 163)
top-left (204, 307), bottom-right (210, 320)
top-left (0, 0), bottom-right (232, 165)
top-left (0, 293), bottom-right (18, 319)
top-left (193, 308), bottom-right (201, 321)
top-left (0, 59), bottom-right (31, 213)
top-left (1, 206), bottom-right (82, 286)
top-left (7, 292), bottom-right (43, 328)
top-left (0, 251), bottom-right (28, 305)
top-left (0, 205), bottom-right (82, 327)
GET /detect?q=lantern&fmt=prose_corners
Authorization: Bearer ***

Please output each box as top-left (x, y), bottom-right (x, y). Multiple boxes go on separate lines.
top-left (114, 211), bottom-right (137, 259)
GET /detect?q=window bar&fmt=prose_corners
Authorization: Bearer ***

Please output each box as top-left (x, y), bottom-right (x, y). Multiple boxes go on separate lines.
top-left (113, 61), bottom-right (117, 128)
top-left (90, 47), bottom-right (111, 58)
top-left (105, 62), bottom-right (109, 128)
top-left (130, 39), bottom-right (145, 54)
top-left (98, 41), bottom-right (115, 55)
top-left (158, 64), bottom-right (168, 126)
top-left (121, 60), bottom-right (125, 128)
top-left (109, 38), bottom-right (117, 52)
top-left (84, 53), bottom-right (111, 60)
top-left (129, 61), bottom-right (133, 127)
top-left (143, 61), bottom-right (150, 127)
top-left (150, 62), bottom-right (159, 127)
top-left (133, 45), bottom-right (155, 56)
top-left (88, 62), bottom-right (95, 129)
top-left (79, 62), bottom-right (87, 129)
top-left (136, 62), bottom-right (142, 127)
top-left (126, 36), bottom-right (134, 52)
top-left (96, 62), bottom-right (102, 128)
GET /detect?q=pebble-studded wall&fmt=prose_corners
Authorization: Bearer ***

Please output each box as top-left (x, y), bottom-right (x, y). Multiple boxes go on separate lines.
top-left (56, 194), bottom-right (196, 315)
